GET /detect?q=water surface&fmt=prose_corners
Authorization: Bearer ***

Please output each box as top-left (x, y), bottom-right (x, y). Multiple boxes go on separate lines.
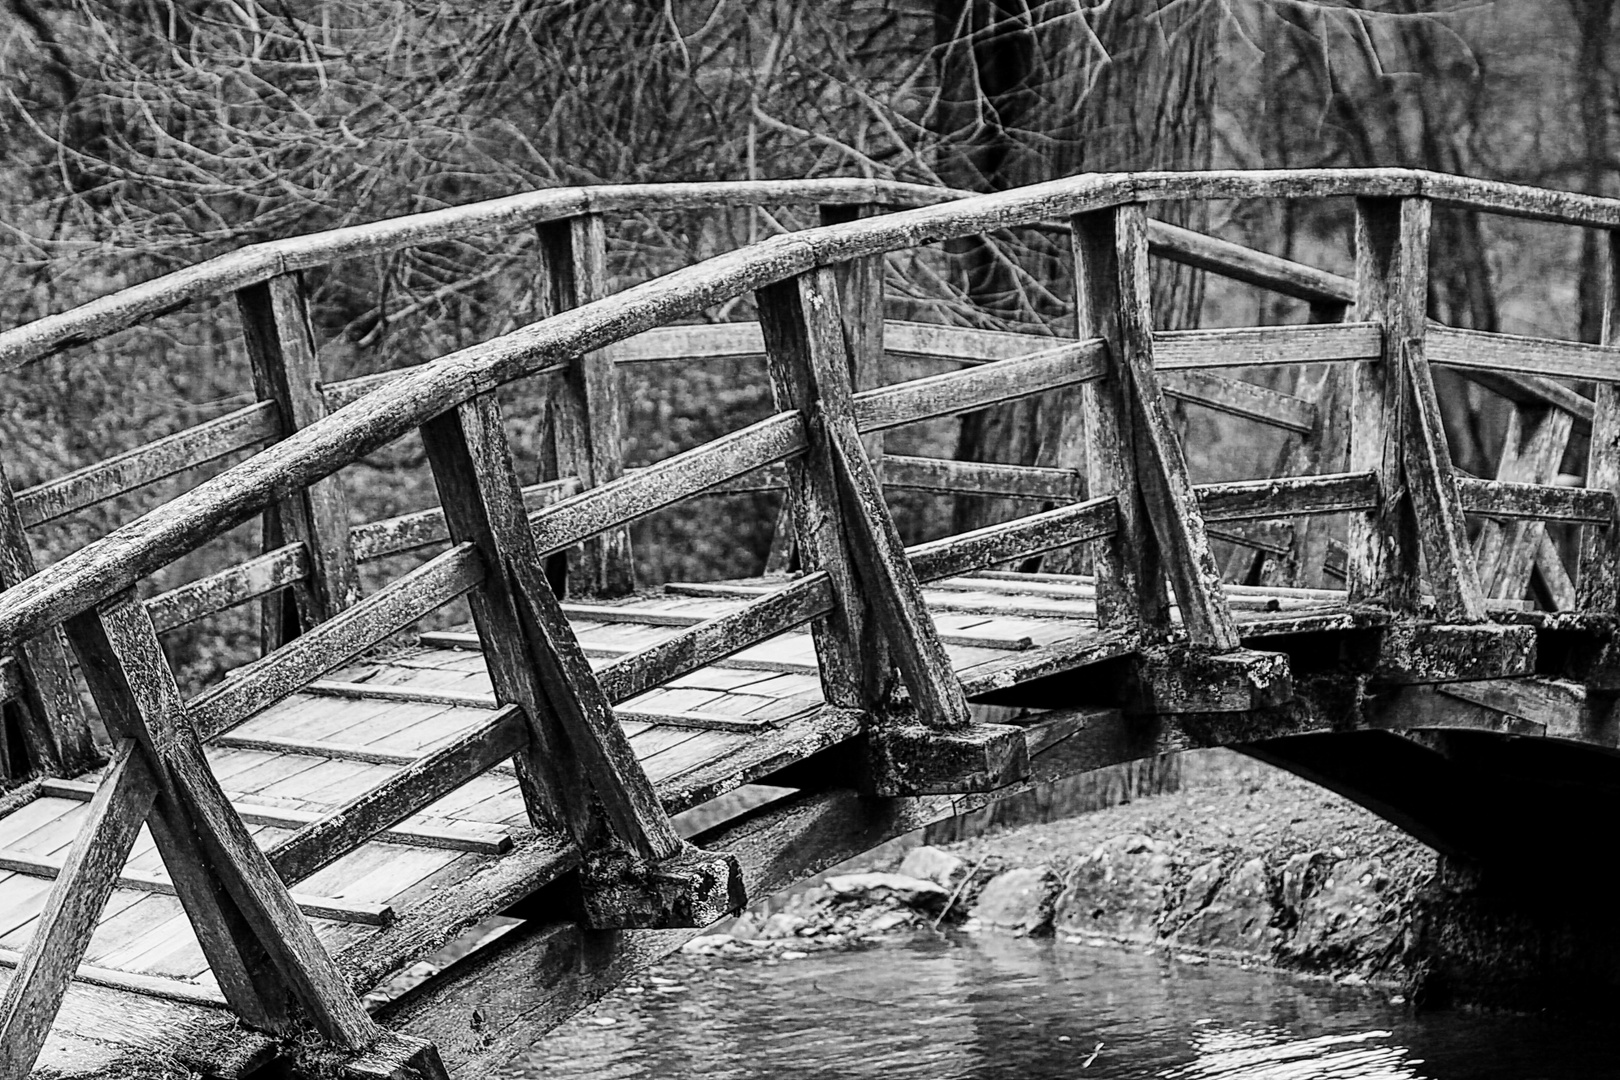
top-left (515, 936), bottom-right (1610, 1079)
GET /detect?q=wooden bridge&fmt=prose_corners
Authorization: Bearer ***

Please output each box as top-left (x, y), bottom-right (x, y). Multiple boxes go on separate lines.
top-left (1, 169), bottom-right (1619, 1077)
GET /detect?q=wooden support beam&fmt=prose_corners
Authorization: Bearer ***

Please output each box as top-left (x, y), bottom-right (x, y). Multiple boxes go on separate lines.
top-left (421, 394), bottom-right (600, 842)
top-left (759, 268), bottom-right (1025, 795)
top-left (536, 213), bottom-right (634, 597)
top-left (1365, 623), bottom-right (1536, 684)
top-left (758, 275), bottom-right (883, 712)
top-left (421, 393), bottom-right (738, 928)
top-left (1097, 204), bottom-right (1240, 649)
top-left (1401, 338), bottom-right (1488, 621)
top-left (1129, 648), bottom-right (1294, 715)
top-left (1471, 405), bottom-right (1574, 603)
top-left (0, 453), bottom-right (98, 780)
top-left (236, 272), bottom-right (361, 650)
top-left (66, 591), bottom-right (380, 1048)
top-left (0, 739), bottom-right (154, 1080)
top-left (1348, 197), bottom-right (1425, 612)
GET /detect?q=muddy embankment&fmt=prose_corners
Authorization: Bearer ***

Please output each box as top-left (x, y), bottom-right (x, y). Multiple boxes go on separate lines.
top-left (686, 751), bottom-right (1620, 1013)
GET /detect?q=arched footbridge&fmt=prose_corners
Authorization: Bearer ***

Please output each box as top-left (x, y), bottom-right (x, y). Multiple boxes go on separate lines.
top-left (0, 170), bottom-right (1618, 1077)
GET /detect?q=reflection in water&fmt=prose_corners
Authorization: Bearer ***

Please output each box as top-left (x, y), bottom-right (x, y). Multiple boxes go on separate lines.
top-left (1164, 1026), bottom-right (1420, 1080)
top-left (516, 936), bottom-right (1610, 1079)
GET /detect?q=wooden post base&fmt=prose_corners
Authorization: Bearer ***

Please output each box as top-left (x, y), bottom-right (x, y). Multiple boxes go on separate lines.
top-left (313, 1032), bottom-right (450, 1080)
top-left (1368, 623), bottom-right (1536, 684)
top-left (865, 722), bottom-right (1029, 796)
top-left (579, 842), bottom-right (746, 930)
top-left (1127, 647), bottom-right (1294, 715)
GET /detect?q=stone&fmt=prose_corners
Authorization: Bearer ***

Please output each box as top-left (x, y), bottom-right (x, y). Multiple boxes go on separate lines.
top-left (823, 872), bottom-right (950, 910)
top-left (864, 910), bottom-right (915, 934)
top-left (1284, 858), bottom-right (1400, 971)
top-left (972, 866), bottom-right (1059, 936)
top-left (759, 912), bottom-right (809, 939)
top-left (680, 934), bottom-right (737, 955)
top-left (1172, 857), bottom-right (1276, 953)
top-left (729, 913), bottom-right (763, 940)
top-left (1053, 834), bottom-right (1173, 944)
top-left (899, 845), bottom-right (967, 888)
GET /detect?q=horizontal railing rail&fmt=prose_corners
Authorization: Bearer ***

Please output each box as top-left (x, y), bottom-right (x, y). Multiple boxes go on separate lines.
top-left (5, 168), bottom-right (1620, 649)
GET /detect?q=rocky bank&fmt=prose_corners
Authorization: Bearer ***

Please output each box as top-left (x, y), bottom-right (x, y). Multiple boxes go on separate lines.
top-left (684, 751), bottom-right (1620, 1012)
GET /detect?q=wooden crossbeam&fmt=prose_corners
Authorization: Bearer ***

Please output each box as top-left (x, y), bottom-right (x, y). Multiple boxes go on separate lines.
top-left (0, 740), bottom-right (155, 1080)
top-left (265, 706), bottom-right (528, 884)
top-left (67, 591), bottom-right (380, 1047)
top-left (187, 542), bottom-right (484, 738)
top-left (1470, 405), bottom-right (1575, 605)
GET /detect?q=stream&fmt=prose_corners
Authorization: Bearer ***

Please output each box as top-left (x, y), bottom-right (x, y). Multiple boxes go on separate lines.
top-left (511, 936), bottom-right (1611, 1079)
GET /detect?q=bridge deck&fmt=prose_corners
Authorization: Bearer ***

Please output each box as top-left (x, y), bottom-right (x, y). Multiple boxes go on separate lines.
top-left (0, 570), bottom-right (1376, 1074)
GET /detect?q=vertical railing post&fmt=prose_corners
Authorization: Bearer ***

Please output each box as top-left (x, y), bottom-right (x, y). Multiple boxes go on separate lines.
top-left (1351, 197), bottom-right (1485, 621)
top-left (236, 272), bottom-right (360, 651)
top-left (0, 454), bottom-right (98, 780)
top-left (536, 214), bottom-right (634, 597)
top-left (765, 203), bottom-right (887, 575)
top-left (760, 267), bottom-right (1027, 795)
top-left (1076, 204), bottom-right (1240, 650)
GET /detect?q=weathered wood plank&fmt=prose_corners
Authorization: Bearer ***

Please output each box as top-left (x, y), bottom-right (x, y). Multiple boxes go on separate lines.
top-left (1426, 324), bottom-right (1620, 384)
top-left (0, 739), bottom-right (155, 1080)
top-left (1459, 477), bottom-right (1605, 523)
top-left (38, 776), bottom-right (511, 856)
top-left (237, 272), bottom-right (361, 644)
top-left (146, 544), bottom-right (309, 634)
top-left (1348, 197), bottom-right (1426, 612)
top-left (851, 339), bottom-right (1106, 433)
top-left (1196, 472), bottom-right (1380, 523)
top-left (350, 477), bottom-right (579, 562)
top-left (530, 413), bottom-right (806, 557)
top-left (1160, 370), bottom-right (1318, 434)
top-left (595, 576), bottom-right (835, 705)
top-left (1145, 219), bottom-right (1352, 303)
top-left (187, 543), bottom-right (483, 738)
top-left (1403, 345), bottom-right (1488, 620)
top-left (906, 497), bottom-right (1118, 584)
top-left (265, 707), bottom-right (527, 885)
top-left (1470, 407), bottom-right (1575, 601)
top-left (0, 845), bottom-right (395, 926)
top-left (879, 455), bottom-right (1083, 500)
top-left (1153, 323), bottom-right (1382, 370)
top-left (14, 402), bottom-right (280, 528)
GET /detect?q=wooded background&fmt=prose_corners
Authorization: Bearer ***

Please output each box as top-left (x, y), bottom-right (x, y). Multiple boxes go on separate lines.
top-left (1, 0), bottom-right (1615, 684)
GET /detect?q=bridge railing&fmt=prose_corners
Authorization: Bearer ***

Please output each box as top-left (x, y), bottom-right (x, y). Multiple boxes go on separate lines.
top-left (5, 169), bottom-right (1620, 1073)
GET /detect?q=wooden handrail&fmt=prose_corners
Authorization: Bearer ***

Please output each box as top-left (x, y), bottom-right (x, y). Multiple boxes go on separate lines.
top-left (2, 168), bottom-right (1617, 648)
